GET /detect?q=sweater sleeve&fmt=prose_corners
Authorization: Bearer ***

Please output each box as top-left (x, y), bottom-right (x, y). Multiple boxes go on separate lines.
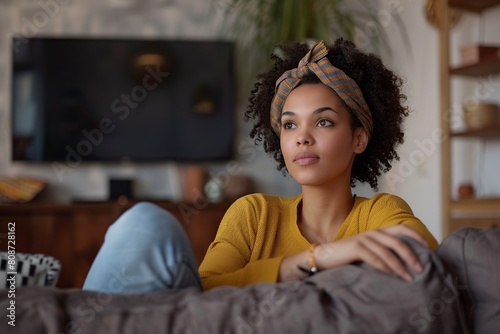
top-left (366, 194), bottom-right (439, 250)
top-left (198, 195), bottom-right (285, 290)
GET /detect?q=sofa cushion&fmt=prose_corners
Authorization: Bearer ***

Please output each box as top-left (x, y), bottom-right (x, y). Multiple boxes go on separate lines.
top-left (0, 237), bottom-right (469, 334)
top-left (437, 227), bottom-right (500, 334)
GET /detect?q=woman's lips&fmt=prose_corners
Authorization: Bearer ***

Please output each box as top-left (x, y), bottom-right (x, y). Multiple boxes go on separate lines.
top-left (293, 152), bottom-right (319, 166)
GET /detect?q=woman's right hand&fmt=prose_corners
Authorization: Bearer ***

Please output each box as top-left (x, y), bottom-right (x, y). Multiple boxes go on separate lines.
top-left (315, 224), bottom-right (428, 282)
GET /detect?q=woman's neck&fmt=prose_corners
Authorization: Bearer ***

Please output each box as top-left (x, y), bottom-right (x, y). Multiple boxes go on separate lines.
top-left (299, 182), bottom-right (355, 242)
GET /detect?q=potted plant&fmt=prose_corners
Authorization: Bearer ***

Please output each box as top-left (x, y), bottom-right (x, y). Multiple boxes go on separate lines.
top-left (214, 0), bottom-right (409, 97)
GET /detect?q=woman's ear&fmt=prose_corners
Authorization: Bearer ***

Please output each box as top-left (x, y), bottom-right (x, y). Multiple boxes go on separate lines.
top-left (353, 127), bottom-right (368, 154)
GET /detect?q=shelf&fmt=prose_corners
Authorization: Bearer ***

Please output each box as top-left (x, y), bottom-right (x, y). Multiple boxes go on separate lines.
top-left (450, 56), bottom-right (500, 76)
top-left (450, 197), bottom-right (500, 213)
top-left (451, 123), bottom-right (500, 137)
top-left (450, 218), bottom-right (500, 232)
top-left (441, 0), bottom-right (500, 236)
top-left (449, 0), bottom-right (500, 12)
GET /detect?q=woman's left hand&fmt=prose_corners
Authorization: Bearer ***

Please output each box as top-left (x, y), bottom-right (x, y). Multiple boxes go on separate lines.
top-left (314, 224), bottom-right (427, 282)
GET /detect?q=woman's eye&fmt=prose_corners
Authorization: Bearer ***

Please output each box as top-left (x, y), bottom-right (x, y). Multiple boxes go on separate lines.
top-left (317, 119), bottom-right (333, 127)
top-left (283, 122), bottom-right (296, 130)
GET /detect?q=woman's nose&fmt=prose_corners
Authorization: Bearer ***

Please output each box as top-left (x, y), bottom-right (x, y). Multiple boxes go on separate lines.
top-left (296, 128), bottom-right (314, 146)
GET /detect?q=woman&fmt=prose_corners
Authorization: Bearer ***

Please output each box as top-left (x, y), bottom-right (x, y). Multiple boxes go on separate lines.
top-left (83, 39), bottom-right (438, 294)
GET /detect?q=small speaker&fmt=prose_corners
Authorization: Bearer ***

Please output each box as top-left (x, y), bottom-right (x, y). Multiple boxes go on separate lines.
top-left (109, 179), bottom-right (134, 201)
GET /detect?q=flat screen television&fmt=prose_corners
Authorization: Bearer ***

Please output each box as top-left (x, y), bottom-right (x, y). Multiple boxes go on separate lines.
top-left (11, 37), bottom-right (236, 163)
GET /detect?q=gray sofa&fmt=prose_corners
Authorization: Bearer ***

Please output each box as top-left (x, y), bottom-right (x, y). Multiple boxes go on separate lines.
top-left (1, 227), bottom-right (498, 334)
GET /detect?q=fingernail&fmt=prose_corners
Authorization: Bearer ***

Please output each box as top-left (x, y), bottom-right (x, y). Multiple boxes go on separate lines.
top-left (414, 262), bottom-right (423, 273)
top-left (403, 272), bottom-right (413, 282)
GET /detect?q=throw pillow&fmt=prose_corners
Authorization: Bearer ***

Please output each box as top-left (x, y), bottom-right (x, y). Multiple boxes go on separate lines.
top-left (0, 252), bottom-right (61, 288)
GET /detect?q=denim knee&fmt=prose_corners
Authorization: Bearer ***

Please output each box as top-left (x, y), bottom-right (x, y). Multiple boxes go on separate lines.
top-left (84, 202), bottom-right (201, 292)
top-left (106, 202), bottom-right (185, 243)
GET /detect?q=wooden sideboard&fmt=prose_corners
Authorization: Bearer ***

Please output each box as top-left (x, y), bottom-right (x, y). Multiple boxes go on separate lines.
top-left (0, 200), bottom-right (231, 288)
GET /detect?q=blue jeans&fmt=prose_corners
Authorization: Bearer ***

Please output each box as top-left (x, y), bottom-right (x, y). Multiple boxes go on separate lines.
top-left (83, 202), bottom-right (203, 293)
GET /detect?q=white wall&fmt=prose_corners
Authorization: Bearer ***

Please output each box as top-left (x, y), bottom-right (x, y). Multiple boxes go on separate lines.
top-left (376, 0), bottom-right (500, 241)
top-left (370, 0), bottom-right (442, 241)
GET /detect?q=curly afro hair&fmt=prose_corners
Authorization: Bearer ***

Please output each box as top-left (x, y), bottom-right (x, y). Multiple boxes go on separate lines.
top-left (244, 38), bottom-right (409, 190)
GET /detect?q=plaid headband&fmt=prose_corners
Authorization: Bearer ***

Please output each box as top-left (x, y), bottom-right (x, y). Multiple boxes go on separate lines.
top-left (270, 41), bottom-right (373, 140)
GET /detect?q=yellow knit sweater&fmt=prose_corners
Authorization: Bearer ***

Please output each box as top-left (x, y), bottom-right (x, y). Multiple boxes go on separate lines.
top-left (198, 193), bottom-right (438, 290)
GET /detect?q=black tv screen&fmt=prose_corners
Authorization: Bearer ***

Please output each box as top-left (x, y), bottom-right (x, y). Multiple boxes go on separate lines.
top-left (11, 37), bottom-right (236, 162)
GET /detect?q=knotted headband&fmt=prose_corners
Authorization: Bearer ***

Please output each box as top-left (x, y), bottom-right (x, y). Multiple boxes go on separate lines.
top-left (270, 41), bottom-right (373, 140)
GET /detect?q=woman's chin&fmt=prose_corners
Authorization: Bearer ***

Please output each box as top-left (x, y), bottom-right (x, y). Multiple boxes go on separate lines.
top-left (290, 175), bottom-right (326, 187)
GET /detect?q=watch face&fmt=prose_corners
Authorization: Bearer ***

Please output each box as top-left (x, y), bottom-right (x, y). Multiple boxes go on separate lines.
top-left (204, 179), bottom-right (224, 202)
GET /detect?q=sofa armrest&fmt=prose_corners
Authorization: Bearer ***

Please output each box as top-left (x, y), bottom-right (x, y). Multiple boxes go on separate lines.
top-left (437, 227), bottom-right (500, 334)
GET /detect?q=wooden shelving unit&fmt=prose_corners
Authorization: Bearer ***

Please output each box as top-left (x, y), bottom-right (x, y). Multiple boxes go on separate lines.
top-left (449, 0), bottom-right (500, 12)
top-left (450, 57), bottom-right (500, 76)
top-left (438, 0), bottom-right (500, 236)
top-left (450, 197), bottom-right (500, 212)
top-left (451, 123), bottom-right (500, 137)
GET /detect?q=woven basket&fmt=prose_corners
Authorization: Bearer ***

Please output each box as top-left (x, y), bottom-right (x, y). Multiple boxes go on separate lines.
top-left (463, 102), bottom-right (499, 130)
